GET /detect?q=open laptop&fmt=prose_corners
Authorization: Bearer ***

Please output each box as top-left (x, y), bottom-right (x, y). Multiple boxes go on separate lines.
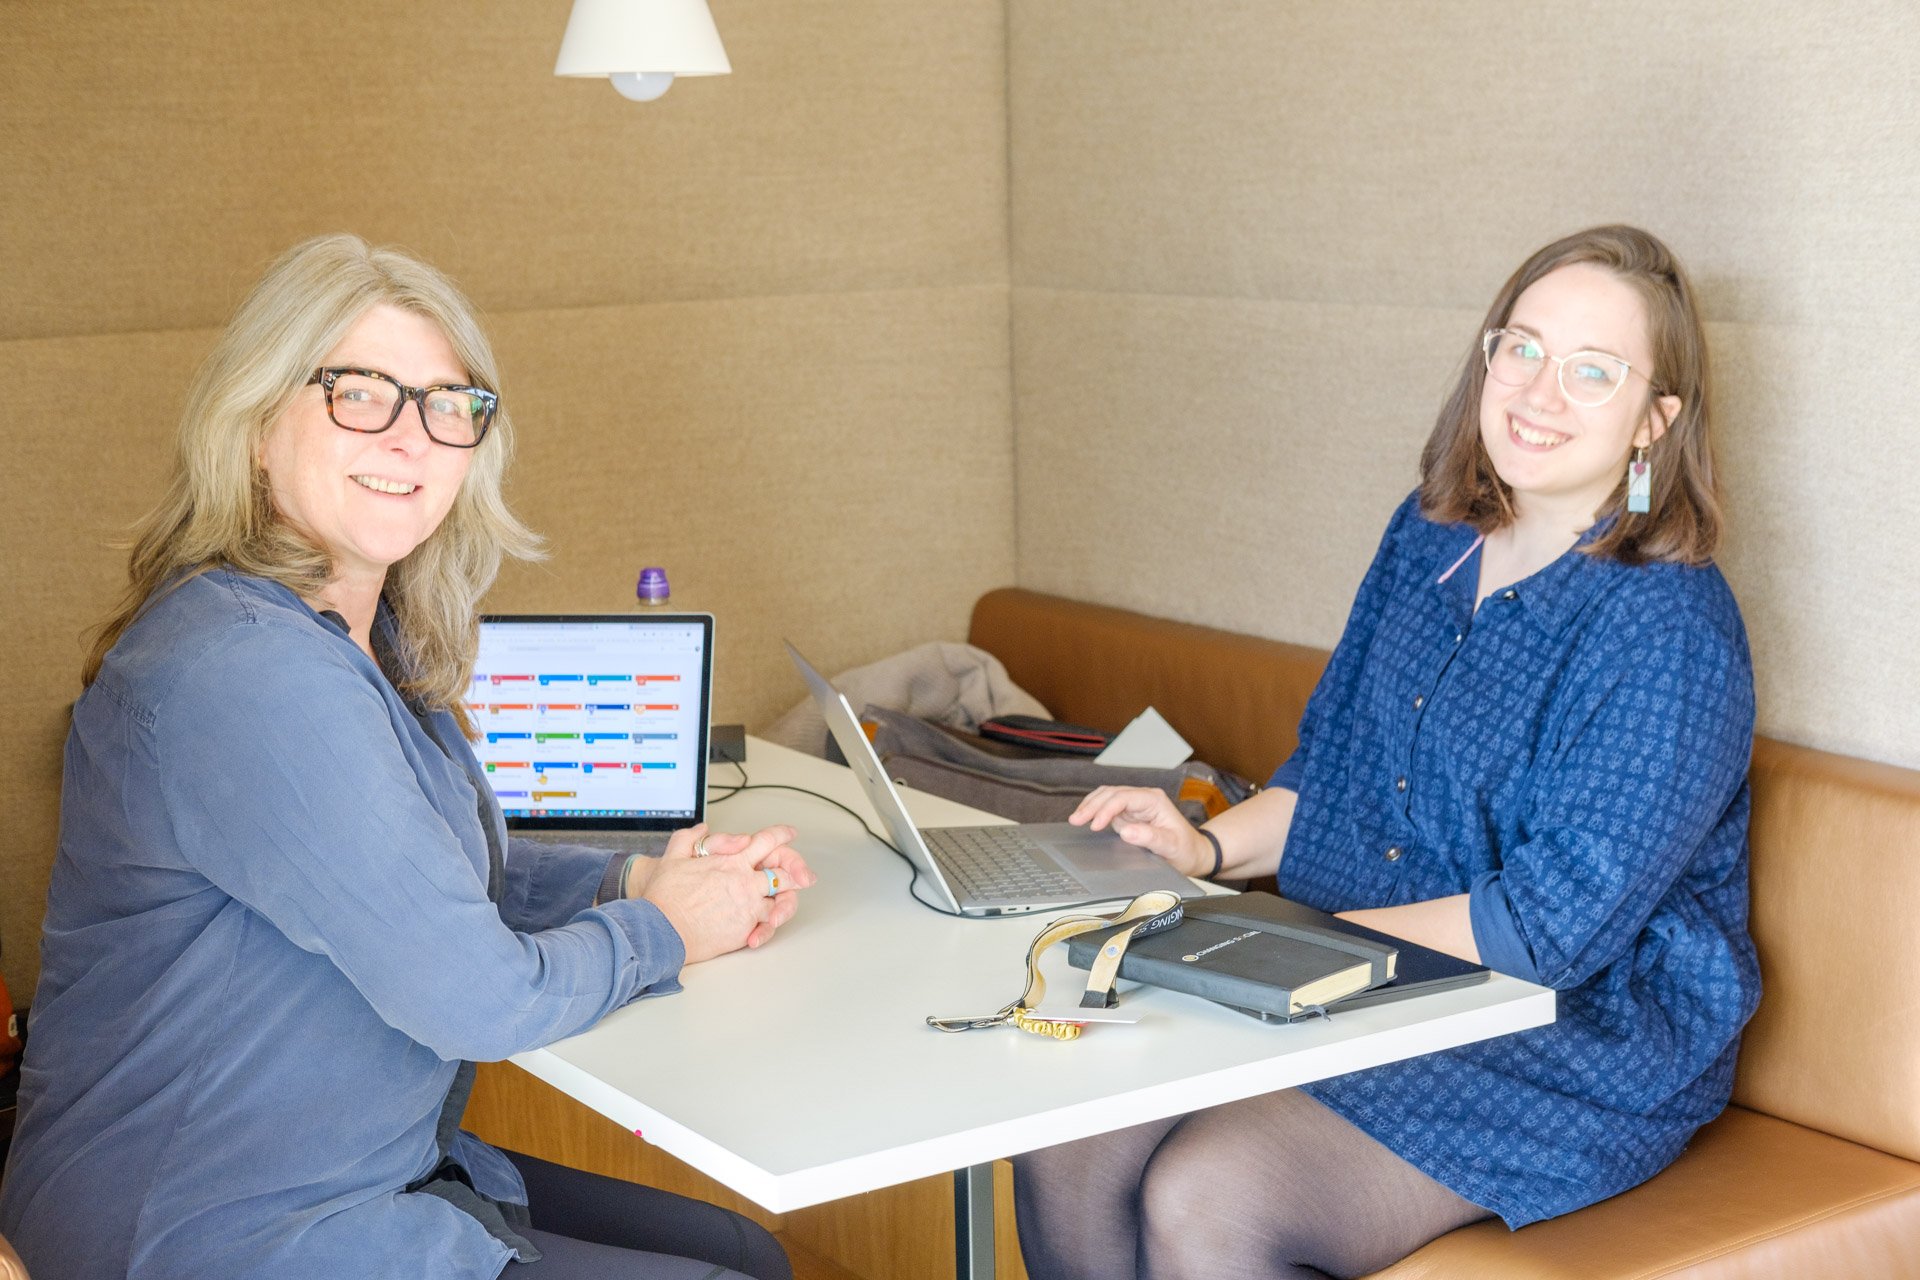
top-left (472, 614), bottom-right (714, 845)
top-left (785, 641), bottom-right (1203, 916)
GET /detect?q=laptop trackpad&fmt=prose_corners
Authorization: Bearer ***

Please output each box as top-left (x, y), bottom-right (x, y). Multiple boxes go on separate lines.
top-left (1026, 823), bottom-right (1198, 892)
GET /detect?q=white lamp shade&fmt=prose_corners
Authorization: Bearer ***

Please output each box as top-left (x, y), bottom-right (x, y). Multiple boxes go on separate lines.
top-left (554, 0), bottom-right (732, 79)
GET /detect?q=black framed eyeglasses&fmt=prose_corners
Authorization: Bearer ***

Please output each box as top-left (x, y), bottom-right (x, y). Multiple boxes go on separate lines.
top-left (308, 367), bottom-right (498, 448)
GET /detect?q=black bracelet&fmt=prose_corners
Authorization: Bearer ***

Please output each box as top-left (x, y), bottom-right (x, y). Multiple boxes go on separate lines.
top-left (1196, 827), bottom-right (1224, 880)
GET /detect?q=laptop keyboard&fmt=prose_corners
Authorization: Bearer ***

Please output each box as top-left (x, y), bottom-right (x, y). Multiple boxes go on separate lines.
top-left (925, 826), bottom-right (1082, 902)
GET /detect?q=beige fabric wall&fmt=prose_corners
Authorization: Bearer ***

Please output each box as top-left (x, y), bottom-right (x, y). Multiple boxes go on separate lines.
top-left (0, 1), bottom-right (1011, 999)
top-left (9, 0), bottom-right (1914, 1007)
top-left (1008, 1), bottom-right (1920, 770)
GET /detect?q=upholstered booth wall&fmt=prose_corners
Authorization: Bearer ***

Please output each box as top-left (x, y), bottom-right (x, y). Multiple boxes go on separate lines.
top-left (9, 0), bottom-right (1916, 1070)
top-left (1008, 0), bottom-right (1920, 771)
top-left (0, 0), bottom-right (1012, 1001)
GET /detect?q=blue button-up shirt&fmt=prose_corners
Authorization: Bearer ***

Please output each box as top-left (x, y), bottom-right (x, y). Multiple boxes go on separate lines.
top-left (1278, 493), bottom-right (1760, 1227)
top-left (0, 570), bottom-right (686, 1279)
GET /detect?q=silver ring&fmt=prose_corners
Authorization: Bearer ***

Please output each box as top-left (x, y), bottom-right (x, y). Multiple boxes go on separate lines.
top-left (693, 835), bottom-right (713, 857)
top-left (763, 868), bottom-right (781, 897)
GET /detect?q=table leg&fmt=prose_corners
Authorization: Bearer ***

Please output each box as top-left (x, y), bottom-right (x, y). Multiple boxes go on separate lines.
top-left (953, 1163), bottom-right (996, 1280)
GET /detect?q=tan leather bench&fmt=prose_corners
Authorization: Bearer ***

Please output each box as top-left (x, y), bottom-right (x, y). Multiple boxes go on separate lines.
top-left (971, 587), bottom-right (1920, 1279)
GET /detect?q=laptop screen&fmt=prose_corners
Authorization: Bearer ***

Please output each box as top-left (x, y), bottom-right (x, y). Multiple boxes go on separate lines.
top-left (473, 614), bottom-right (713, 831)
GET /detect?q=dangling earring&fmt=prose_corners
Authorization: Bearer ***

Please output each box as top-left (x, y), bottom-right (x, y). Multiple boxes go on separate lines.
top-left (1626, 446), bottom-right (1651, 514)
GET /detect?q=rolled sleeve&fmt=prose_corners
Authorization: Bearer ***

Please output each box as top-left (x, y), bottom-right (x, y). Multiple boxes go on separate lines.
top-left (1467, 869), bottom-right (1541, 982)
top-left (1266, 751), bottom-right (1305, 793)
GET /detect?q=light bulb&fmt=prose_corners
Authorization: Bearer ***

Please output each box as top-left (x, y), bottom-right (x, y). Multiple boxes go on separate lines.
top-left (610, 72), bottom-right (675, 102)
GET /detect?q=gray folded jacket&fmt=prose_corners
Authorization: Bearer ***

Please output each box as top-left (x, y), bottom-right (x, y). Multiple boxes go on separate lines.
top-left (762, 641), bottom-right (1050, 756)
top-left (861, 705), bottom-right (1254, 827)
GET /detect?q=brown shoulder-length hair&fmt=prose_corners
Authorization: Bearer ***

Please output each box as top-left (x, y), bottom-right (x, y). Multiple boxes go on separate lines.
top-left (1418, 224), bottom-right (1720, 565)
top-left (82, 234), bottom-right (544, 737)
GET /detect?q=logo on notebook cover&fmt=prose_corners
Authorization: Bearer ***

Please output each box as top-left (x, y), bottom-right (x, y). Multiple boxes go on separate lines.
top-left (1182, 930), bottom-right (1259, 963)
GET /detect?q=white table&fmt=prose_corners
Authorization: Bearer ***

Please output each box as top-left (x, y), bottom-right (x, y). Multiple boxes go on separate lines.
top-left (510, 739), bottom-right (1555, 1279)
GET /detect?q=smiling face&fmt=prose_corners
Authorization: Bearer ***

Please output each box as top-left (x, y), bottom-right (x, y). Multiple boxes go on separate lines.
top-left (1477, 263), bottom-right (1678, 527)
top-left (257, 304), bottom-right (474, 596)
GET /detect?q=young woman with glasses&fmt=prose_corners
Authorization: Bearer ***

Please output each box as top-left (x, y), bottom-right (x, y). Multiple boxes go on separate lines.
top-left (1013, 225), bottom-right (1759, 1278)
top-left (0, 235), bottom-right (813, 1280)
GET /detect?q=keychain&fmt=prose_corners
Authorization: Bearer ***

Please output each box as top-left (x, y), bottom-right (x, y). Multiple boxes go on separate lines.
top-left (927, 890), bottom-right (1185, 1040)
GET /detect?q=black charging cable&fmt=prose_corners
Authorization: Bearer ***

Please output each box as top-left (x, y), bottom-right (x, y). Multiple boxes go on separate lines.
top-left (706, 759), bottom-right (973, 918)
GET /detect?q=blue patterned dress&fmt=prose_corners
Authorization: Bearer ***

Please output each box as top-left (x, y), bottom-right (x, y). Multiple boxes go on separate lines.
top-left (1274, 493), bottom-right (1760, 1227)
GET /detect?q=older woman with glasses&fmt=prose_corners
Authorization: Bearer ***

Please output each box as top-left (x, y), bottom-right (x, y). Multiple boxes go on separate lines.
top-left (0, 235), bottom-right (812, 1280)
top-left (1013, 225), bottom-right (1760, 1279)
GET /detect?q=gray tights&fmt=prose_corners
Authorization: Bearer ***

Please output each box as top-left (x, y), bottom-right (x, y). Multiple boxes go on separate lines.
top-left (1011, 1090), bottom-right (1489, 1280)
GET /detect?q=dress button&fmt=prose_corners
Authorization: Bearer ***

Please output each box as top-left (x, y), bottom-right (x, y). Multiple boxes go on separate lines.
top-left (1454, 632), bottom-right (1463, 644)
top-left (1384, 846), bottom-right (1403, 862)
top-left (1395, 777), bottom-right (1407, 792)
top-left (1412, 694), bottom-right (1425, 710)
top-left (1502, 589), bottom-right (1517, 601)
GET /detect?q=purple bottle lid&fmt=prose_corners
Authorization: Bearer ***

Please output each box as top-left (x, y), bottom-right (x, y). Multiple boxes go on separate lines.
top-left (636, 566), bottom-right (671, 606)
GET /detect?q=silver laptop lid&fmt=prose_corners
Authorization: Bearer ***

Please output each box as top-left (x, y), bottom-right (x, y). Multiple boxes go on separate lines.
top-left (475, 614), bottom-right (714, 834)
top-left (783, 641), bottom-right (963, 912)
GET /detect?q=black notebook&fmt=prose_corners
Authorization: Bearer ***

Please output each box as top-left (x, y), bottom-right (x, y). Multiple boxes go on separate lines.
top-left (1066, 891), bottom-right (1489, 1021)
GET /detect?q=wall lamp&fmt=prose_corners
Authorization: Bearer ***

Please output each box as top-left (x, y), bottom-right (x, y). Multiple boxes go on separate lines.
top-left (554, 0), bottom-right (731, 102)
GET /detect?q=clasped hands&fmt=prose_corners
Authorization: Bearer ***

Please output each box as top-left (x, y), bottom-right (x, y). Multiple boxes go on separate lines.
top-left (625, 822), bottom-right (815, 964)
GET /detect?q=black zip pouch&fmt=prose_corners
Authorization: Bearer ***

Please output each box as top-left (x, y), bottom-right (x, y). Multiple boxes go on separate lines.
top-left (978, 714), bottom-right (1111, 756)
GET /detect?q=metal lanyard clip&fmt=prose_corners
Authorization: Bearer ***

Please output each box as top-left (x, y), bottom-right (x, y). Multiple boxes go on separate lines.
top-left (927, 890), bottom-right (1185, 1039)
